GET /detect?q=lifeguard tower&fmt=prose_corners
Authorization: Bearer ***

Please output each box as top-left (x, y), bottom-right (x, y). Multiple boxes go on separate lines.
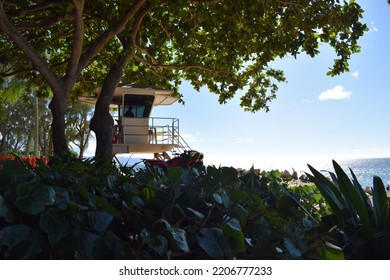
top-left (79, 85), bottom-right (192, 160)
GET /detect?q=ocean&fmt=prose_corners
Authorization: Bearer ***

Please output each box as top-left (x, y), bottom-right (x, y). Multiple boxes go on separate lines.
top-left (315, 157), bottom-right (390, 188)
top-left (116, 155), bottom-right (390, 188)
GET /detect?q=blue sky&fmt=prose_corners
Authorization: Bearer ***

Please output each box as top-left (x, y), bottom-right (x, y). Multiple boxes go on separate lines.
top-left (88, 1), bottom-right (390, 172)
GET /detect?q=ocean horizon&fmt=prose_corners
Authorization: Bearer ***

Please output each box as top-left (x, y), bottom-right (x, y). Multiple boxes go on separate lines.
top-left (313, 157), bottom-right (390, 188)
top-left (115, 155), bottom-right (390, 188)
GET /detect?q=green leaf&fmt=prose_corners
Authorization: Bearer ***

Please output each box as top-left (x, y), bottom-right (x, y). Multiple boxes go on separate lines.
top-left (132, 196), bottom-right (144, 208)
top-left (143, 187), bottom-right (155, 202)
top-left (52, 234), bottom-right (81, 259)
top-left (0, 224), bottom-right (43, 259)
top-left (87, 211), bottom-right (113, 232)
top-left (15, 182), bottom-right (55, 215)
top-left (140, 228), bottom-right (151, 244)
top-left (54, 189), bottom-right (69, 210)
top-left (332, 160), bottom-right (372, 236)
top-left (76, 186), bottom-right (96, 206)
top-left (1, 82), bottom-right (26, 103)
top-left (186, 207), bottom-right (205, 220)
top-left (221, 192), bottom-right (231, 208)
top-left (123, 182), bottom-right (137, 193)
top-left (79, 231), bottom-right (99, 257)
top-left (246, 216), bottom-right (272, 246)
top-left (158, 219), bottom-right (189, 252)
top-left (322, 242), bottom-right (345, 260)
top-left (222, 219), bottom-right (245, 253)
top-left (107, 175), bottom-right (117, 189)
top-left (220, 167), bottom-right (238, 185)
top-left (167, 167), bottom-right (182, 181)
top-left (372, 176), bottom-right (390, 229)
top-left (197, 227), bottom-right (233, 259)
top-left (95, 196), bottom-right (124, 220)
top-left (39, 208), bottom-right (70, 245)
top-left (307, 164), bottom-right (345, 211)
top-left (213, 193), bottom-right (223, 204)
top-left (230, 190), bottom-right (249, 202)
top-left (39, 209), bottom-right (66, 234)
top-left (0, 194), bottom-right (13, 222)
top-left (233, 203), bottom-right (249, 224)
top-left (0, 174), bottom-right (12, 189)
top-left (140, 229), bottom-right (169, 256)
top-left (283, 238), bottom-right (301, 259)
top-left (351, 169), bottom-right (372, 210)
top-left (151, 235), bottom-right (169, 256)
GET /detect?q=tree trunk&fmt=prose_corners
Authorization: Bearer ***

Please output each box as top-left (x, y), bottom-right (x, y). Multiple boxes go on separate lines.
top-left (90, 69), bottom-right (120, 162)
top-left (90, 108), bottom-right (114, 162)
top-left (48, 93), bottom-right (69, 156)
top-left (79, 117), bottom-right (91, 160)
top-left (0, 111), bottom-right (10, 156)
top-left (0, 131), bottom-right (7, 156)
top-left (34, 93), bottom-right (40, 156)
top-left (90, 53), bottom-right (132, 162)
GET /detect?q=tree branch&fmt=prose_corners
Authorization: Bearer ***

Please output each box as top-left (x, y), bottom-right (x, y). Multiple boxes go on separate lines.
top-left (64, 0), bottom-right (85, 91)
top-left (0, 1), bottom-right (62, 93)
top-left (132, 53), bottom-right (232, 75)
top-left (78, 0), bottom-right (146, 71)
top-left (130, 8), bottom-right (149, 46)
top-left (4, 1), bottom-right (59, 17)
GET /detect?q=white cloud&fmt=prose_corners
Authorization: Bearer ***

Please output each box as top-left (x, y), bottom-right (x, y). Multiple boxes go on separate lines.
top-left (318, 85), bottom-right (352, 101)
top-left (351, 71), bottom-right (359, 78)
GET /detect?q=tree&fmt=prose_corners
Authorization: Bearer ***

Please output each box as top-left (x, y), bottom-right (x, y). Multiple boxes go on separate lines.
top-left (0, 1), bottom-right (367, 160)
top-left (0, 81), bottom-right (90, 157)
top-left (65, 102), bottom-right (93, 159)
top-left (0, 0), bottom-right (146, 156)
top-left (92, 0), bottom-right (368, 160)
top-left (0, 95), bottom-right (36, 155)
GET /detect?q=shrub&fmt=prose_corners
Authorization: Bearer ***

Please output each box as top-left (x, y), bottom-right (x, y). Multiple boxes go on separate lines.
top-left (0, 157), bottom-right (329, 259)
top-left (307, 160), bottom-right (390, 259)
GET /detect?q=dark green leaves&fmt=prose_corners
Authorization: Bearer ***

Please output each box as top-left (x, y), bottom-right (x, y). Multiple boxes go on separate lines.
top-left (321, 242), bottom-right (344, 260)
top-left (372, 176), bottom-right (390, 231)
top-left (222, 219), bottom-right (245, 253)
top-left (307, 160), bottom-right (390, 258)
top-left (87, 211), bottom-right (113, 232)
top-left (157, 219), bottom-right (189, 253)
top-left (0, 225), bottom-right (44, 259)
top-left (39, 208), bottom-right (70, 246)
top-left (332, 160), bottom-right (372, 236)
top-left (0, 194), bottom-right (13, 222)
top-left (197, 228), bottom-right (233, 259)
top-left (3, 155), bottom-right (389, 259)
top-left (307, 164), bottom-right (345, 211)
top-left (15, 182), bottom-right (55, 215)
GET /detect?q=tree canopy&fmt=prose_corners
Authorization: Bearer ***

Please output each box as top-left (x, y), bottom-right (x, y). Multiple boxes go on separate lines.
top-left (0, 0), bottom-right (367, 157)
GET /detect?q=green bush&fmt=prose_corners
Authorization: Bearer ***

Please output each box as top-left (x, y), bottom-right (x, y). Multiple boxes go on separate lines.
top-left (2, 156), bottom-right (387, 259)
top-left (0, 156), bottom-right (329, 259)
top-left (307, 160), bottom-right (390, 259)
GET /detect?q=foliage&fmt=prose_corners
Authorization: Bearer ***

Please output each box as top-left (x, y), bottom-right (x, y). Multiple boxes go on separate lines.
top-left (1, 1), bottom-right (367, 109)
top-left (0, 156), bottom-right (333, 260)
top-left (65, 102), bottom-right (94, 159)
top-left (2, 157), bottom-right (387, 259)
top-left (288, 184), bottom-right (332, 221)
top-left (0, 86), bottom-right (93, 157)
top-left (0, 95), bottom-right (38, 155)
top-left (0, 1), bottom-right (368, 156)
top-left (307, 160), bottom-right (390, 259)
